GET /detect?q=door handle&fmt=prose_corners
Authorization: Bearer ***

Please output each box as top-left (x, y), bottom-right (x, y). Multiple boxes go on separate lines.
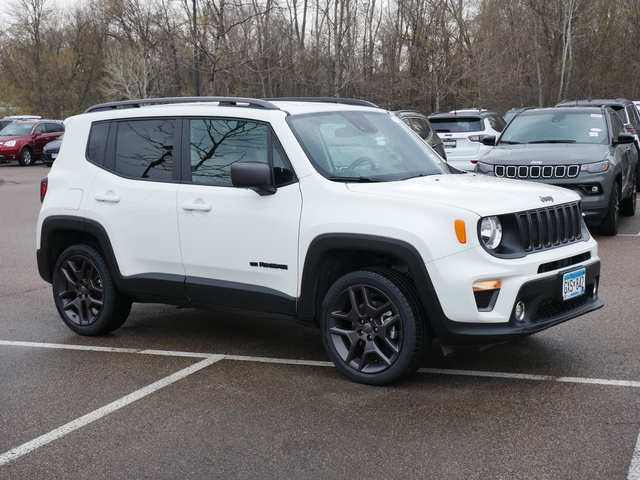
top-left (181, 202), bottom-right (212, 212)
top-left (95, 194), bottom-right (121, 203)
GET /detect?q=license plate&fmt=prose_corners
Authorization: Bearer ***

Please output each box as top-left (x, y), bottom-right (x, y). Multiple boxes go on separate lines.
top-left (443, 139), bottom-right (456, 149)
top-left (562, 268), bottom-right (585, 300)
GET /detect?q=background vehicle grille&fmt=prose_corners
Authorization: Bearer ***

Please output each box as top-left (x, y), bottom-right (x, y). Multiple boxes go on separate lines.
top-left (517, 202), bottom-right (582, 251)
top-left (495, 164), bottom-right (580, 179)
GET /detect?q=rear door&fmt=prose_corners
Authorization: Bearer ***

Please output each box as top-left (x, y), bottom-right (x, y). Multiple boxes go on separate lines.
top-left (84, 118), bottom-right (185, 289)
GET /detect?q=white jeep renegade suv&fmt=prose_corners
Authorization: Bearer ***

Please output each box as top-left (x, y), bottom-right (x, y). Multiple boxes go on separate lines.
top-left (37, 97), bottom-right (603, 385)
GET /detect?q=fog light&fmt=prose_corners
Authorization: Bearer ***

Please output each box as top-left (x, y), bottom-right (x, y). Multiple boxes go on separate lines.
top-left (590, 186), bottom-right (600, 194)
top-left (514, 301), bottom-right (526, 322)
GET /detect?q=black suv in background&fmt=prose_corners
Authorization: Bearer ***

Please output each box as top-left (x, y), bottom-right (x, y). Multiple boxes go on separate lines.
top-left (394, 110), bottom-right (446, 159)
top-left (476, 106), bottom-right (637, 235)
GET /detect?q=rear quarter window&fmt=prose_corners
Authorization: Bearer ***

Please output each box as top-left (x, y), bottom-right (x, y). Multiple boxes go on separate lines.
top-left (86, 122), bottom-right (110, 166)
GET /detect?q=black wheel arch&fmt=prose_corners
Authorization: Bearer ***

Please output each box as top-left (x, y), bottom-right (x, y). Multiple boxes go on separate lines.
top-left (38, 216), bottom-right (123, 287)
top-left (297, 233), bottom-right (446, 332)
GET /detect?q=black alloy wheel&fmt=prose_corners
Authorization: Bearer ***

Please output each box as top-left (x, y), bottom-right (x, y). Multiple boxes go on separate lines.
top-left (320, 268), bottom-right (429, 385)
top-left (52, 244), bottom-right (131, 335)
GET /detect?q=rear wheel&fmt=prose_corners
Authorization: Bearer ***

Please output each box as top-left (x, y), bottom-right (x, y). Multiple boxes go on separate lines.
top-left (52, 244), bottom-right (131, 335)
top-left (18, 148), bottom-right (34, 166)
top-left (320, 268), bottom-right (429, 385)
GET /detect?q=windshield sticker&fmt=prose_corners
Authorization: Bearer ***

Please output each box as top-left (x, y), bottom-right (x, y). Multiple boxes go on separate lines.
top-left (591, 114), bottom-right (603, 118)
top-left (590, 128), bottom-right (602, 132)
top-left (589, 132), bottom-right (599, 137)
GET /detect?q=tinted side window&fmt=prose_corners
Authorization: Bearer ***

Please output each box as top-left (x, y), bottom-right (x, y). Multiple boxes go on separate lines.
top-left (114, 119), bottom-right (175, 180)
top-left (46, 123), bottom-right (64, 133)
top-left (86, 122), bottom-right (110, 165)
top-left (610, 112), bottom-right (623, 139)
top-left (405, 117), bottom-right (431, 141)
top-left (487, 115), bottom-right (507, 132)
top-left (34, 123), bottom-right (46, 134)
top-left (189, 118), bottom-right (295, 187)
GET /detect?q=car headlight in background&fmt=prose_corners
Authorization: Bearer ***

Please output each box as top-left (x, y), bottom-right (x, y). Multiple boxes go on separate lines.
top-left (480, 216), bottom-right (502, 250)
top-left (475, 162), bottom-right (494, 174)
top-left (3, 141), bottom-right (16, 147)
top-left (581, 160), bottom-right (610, 173)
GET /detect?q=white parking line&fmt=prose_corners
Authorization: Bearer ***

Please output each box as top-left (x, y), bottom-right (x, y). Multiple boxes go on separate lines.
top-left (630, 434), bottom-right (640, 480)
top-left (0, 339), bottom-right (638, 477)
top-left (0, 353), bottom-right (224, 467)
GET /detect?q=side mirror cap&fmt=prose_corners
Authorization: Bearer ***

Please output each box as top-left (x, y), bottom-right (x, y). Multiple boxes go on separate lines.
top-left (482, 135), bottom-right (497, 146)
top-left (615, 132), bottom-right (635, 145)
top-left (231, 162), bottom-right (276, 196)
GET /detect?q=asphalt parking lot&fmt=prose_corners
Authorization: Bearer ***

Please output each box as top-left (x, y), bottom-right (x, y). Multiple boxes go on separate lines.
top-left (0, 163), bottom-right (639, 479)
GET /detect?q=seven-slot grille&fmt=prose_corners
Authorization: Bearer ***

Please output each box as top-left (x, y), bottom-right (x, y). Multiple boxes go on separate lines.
top-left (495, 164), bottom-right (580, 179)
top-left (517, 202), bottom-right (582, 251)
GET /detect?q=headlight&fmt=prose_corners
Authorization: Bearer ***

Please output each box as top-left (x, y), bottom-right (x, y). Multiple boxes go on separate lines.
top-left (4, 140), bottom-right (16, 147)
top-left (581, 160), bottom-right (610, 173)
top-left (480, 216), bottom-right (502, 249)
top-left (475, 162), bottom-right (494, 174)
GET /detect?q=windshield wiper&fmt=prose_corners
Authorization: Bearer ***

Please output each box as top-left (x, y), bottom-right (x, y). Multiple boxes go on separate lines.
top-left (326, 176), bottom-right (384, 182)
top-left (498, 140), bottom-right (522, 144)
top-left (528, 139), bottom-right (576, 144)
top-left (398, 173), bottom-right (438, 180)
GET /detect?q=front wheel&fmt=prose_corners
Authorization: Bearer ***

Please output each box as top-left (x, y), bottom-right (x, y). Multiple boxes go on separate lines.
top-left (18, 148), bottom-right (34, 166)
top-left (621, 177), bottom-right (637, 217)
top-left (599, 185), bottom-right (620, 236)
top-left (52, 244), bottom-right (132, 335)
top-left (320, 268), bottom-right (429, 385)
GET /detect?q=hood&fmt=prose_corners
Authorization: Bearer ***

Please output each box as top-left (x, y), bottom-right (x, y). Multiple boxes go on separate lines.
top-left (482, 143), bottom-right (608, 165)
top-left (345, 173), bottom-right (580, 217)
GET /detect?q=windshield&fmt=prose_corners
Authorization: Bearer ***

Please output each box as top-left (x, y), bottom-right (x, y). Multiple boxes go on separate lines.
top-left (0, 123), bottom-right (34, 136)
top-left (500, 110), bottom-right (608, 145)
top-left (287, 111), bottom-right (451, 181)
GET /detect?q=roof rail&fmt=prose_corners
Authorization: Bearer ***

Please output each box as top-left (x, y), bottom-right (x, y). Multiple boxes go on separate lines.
top-left (265, 97), bottom-right (379, 108)
top-left (84, 97), bottom-right (281, 113)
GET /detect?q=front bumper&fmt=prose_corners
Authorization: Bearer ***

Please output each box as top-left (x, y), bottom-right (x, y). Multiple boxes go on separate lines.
top-left (432, 260), bottom-right (602, 346)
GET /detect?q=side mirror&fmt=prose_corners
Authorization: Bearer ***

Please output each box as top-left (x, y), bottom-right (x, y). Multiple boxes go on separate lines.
top-left (33, 131), bottom-right (42, 137)
top-left (482, 135), bottom-right (497, 146)
top-left (231, 162), bottom-right (276, 196)
top-left (615, 132), bottom-right (635, 145)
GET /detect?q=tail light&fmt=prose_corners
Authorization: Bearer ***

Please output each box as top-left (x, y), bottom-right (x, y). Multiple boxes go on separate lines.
top-left (468, 134), bottom-right (489, 142)
top-left (40, 177), bottom-right (48, 203)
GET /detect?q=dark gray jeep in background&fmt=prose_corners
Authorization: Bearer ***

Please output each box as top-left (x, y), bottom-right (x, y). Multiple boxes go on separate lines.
top-left (476, 106), bottom-right (638, 235)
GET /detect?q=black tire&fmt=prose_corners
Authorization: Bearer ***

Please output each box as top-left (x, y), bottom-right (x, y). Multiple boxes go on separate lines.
top-left (18, 148), bottom-right (34, 166)
top-left (621, 174), bottom-right (637, 217)
top-left (599, 184), bottom-right (620, 236)
top-left (52, 244), bottom-right (132, 335)
top-left (320, 268), bottom-right (429, 385)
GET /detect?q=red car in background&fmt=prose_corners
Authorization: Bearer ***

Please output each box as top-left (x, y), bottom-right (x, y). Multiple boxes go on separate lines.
top-left (0, 119), bottom-right (64, 166)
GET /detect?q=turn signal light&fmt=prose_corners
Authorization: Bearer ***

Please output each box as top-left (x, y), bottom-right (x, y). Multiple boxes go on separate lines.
top-left (472, 280), bottom-right (502, 292)
top-left (454, 219), bottom-right (466, 244)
